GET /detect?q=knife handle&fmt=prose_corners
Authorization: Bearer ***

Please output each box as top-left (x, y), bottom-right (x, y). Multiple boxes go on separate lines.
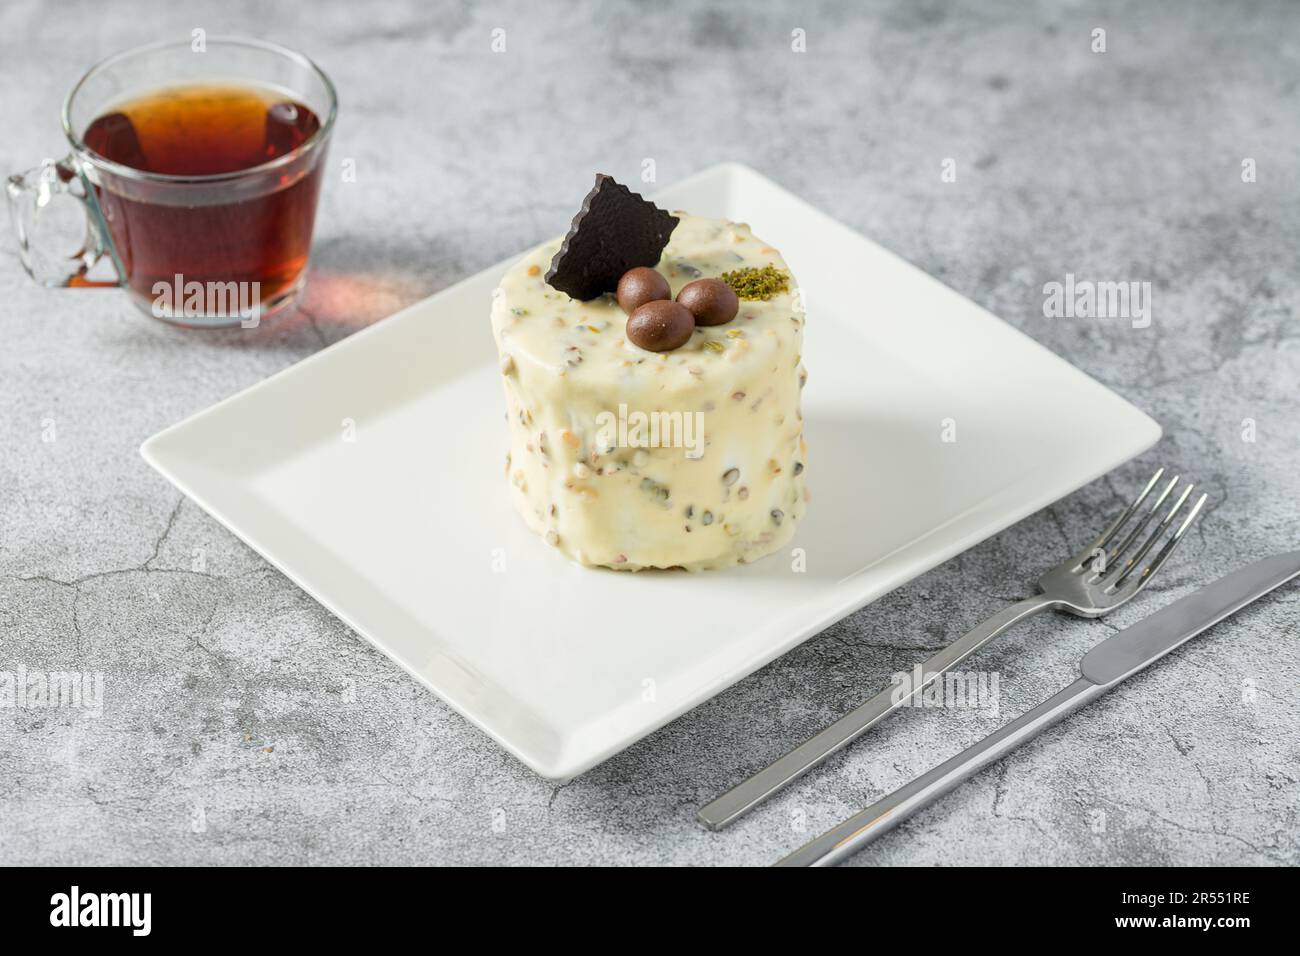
top-left (698, 595), bottom-right (1055, 830)
top-left (774, 677), bottom-right (1106, 866)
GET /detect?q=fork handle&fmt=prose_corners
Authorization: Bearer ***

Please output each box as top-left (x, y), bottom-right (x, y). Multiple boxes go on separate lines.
top-left (696, 595), bottom-right (1056, 830)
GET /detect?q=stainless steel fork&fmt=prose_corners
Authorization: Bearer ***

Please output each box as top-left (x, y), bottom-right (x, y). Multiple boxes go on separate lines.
top-left (697, 468), bottom-right (1208, 830)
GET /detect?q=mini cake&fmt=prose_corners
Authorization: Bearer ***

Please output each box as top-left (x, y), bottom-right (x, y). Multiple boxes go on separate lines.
top-left (490, 176), bottom-right (807, 570)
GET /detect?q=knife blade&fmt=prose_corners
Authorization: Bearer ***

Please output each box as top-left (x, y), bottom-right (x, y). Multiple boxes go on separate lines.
top-left (775, 550), bottom-right (1300, 867)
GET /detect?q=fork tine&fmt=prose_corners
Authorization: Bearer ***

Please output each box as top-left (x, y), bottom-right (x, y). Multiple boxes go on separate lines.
top-left (1074, 467), bottom-right (1165, 569)
top-left (1129, 493), bottom-right (1208, 586)
top-left (1104, 474), bottom-right (1181, 569)
top-left (1109, 484), bottom-right (1198, 589)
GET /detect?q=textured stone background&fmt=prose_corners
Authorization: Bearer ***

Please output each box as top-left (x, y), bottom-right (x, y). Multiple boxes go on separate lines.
top-left (1, 0), bottom-right (1297, 866)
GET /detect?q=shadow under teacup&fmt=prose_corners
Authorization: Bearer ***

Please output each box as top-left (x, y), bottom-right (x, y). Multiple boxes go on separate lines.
top-left (6, 36), bottom-right (337, 329)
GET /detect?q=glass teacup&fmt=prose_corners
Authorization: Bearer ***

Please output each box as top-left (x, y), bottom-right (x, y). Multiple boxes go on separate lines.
top-left (6, 36), bottom-right (337, 329)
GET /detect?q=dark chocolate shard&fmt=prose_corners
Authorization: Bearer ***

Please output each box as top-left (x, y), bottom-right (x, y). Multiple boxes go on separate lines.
top-left (545, 174), bottom-right (679, 301)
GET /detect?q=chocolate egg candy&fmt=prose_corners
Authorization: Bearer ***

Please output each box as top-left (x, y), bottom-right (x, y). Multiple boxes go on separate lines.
top-left (626, 300), bottom-right (695, 352)
top-left (676, 278), bottom-right (739, 326)
top-left (617, 266), bottom-right (671, 314)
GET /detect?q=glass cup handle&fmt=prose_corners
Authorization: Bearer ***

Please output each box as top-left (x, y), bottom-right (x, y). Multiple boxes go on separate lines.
top-left (6, 156), bottom-right (119, 288)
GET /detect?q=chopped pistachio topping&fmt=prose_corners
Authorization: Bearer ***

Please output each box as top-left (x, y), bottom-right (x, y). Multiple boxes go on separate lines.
top-left (720, 264), bottom-right (790, 300)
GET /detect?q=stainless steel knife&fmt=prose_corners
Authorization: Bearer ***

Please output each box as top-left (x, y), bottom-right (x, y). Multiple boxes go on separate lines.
top-left (774, 550), bottom-right (1300, 867)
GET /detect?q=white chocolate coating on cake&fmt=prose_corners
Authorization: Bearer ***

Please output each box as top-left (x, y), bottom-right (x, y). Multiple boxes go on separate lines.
top-left (490, 213), bottom-right (807, 571)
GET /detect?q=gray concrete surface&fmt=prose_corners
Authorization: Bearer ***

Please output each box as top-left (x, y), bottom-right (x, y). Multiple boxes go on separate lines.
top-left (1, 0), bottom-right (1297, 866)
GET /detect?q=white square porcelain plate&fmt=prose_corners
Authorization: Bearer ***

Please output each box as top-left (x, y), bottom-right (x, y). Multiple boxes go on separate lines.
top-left (143, 163), bottom-right (1160, 779)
